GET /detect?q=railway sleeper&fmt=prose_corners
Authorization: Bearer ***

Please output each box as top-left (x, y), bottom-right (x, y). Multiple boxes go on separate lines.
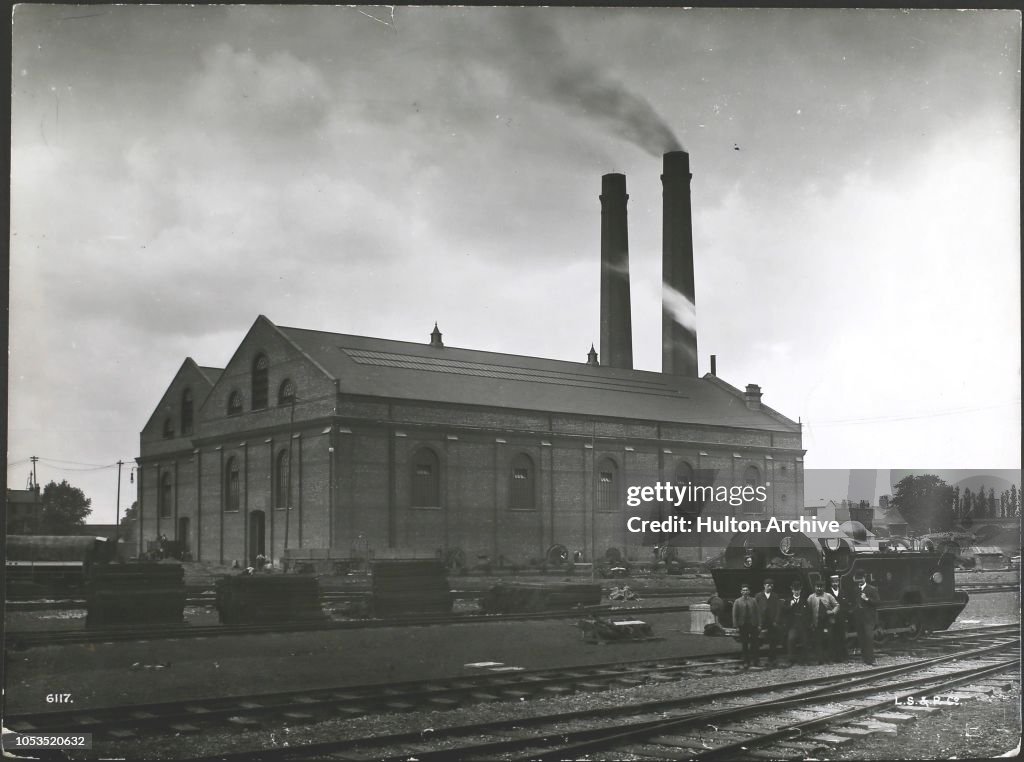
top-left (804, 732), bottom-right (857, 745)
top-left (623, 742), bottom-right (709, 760)
top-left (741, 748), bottom-right (805, 761)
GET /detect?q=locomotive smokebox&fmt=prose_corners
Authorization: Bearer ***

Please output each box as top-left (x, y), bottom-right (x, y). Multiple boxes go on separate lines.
top-left (599, 172), bottom-right (633, 369)
top-left (661, 150), bottom-right (698, 376)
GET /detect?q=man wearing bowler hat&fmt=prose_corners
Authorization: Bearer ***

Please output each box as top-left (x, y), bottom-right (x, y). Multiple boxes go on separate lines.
top-left (781, 579), bottom-right (810, 666)
top-left (754, 577), bottom-right (782, 666)
top-left (852, 571), bottom-right (881, 665)
top-left (828, 574), bottom-right (849, 662)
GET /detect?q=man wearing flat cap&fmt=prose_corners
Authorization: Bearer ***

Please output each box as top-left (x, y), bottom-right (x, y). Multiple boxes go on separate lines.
top-left (732, 583), bottom-right (761, 668)
top-left (754, 578), bottom-right (782, 666)
top-left (808, 579), bottom-right (839, 665)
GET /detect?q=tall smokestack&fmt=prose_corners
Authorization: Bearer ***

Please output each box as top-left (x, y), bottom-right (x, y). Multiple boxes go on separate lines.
top-left (600, 172), bottom-right (633, 369)
top-left (662, 151), bottom-right (698, 376)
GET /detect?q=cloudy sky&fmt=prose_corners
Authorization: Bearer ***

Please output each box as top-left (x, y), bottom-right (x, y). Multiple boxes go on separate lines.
top-left (8, 6), bottom-right (1021, 523)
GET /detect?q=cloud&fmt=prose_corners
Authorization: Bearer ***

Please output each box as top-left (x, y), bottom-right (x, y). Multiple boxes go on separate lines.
top-left (187, 43), bottom-right (332, 135)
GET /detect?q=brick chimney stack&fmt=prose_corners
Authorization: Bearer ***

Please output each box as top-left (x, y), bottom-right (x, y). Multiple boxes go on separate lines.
top-left (744, 384), bottom-right (762, 410)
top-left (662, 151), bottom-right (698, 376)
top-left (600, 173), bottom-right (634, 369)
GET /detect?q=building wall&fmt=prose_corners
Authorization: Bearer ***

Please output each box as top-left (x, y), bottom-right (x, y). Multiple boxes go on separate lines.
top-left (138, 332), bottom-right (805, 567)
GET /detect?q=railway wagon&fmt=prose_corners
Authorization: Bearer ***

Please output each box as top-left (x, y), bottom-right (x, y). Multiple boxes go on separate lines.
top-left (5, 535), bottom-right (116, 592)
top-left (710, 529), bottom-right (969, 640)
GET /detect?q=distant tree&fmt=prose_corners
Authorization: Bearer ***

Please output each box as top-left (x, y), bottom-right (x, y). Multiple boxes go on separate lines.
top-left (1011, 484), bottom-right (1020, 517)
top-left (963, 488), bottom-right (974, 518)
top-left (952, 485), bottom-right (961, 518)
top-left (988, 488), bottom-right (997, 518)
top-left (890, 474), bottom-right (956, 532)
top-left (39, 480), bottom-right (92, 534)
top-left (120, 500), bottom-right (138, 529)
top-left (1000, 490), bottom-right (1009, 518)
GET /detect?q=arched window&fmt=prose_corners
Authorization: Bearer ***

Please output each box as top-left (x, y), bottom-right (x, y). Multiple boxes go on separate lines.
top-left (411, 448), bottom-right (440, 507)
top-left (162, 417), bottom-right (174, 439)
top-left (673, 461), bottom-right (700, 514)
top-left (597, 457), bottom-right (618, 513)
top-left (227, 390), bottom-right (243, 416)
top-left (274, 449), bottom-right (290, 509)
top-left (252, 354), bottom-right (269, 410)
top-left (225, 457), bottom-right (240, 512)
top-left (159, 472), bottom-right (172, 518)
top-left (278, 379), bottom-right (296, 406)
top-left (675, 461), bottom-right (695, 486)
top-left (510, 453), bottom-right (536, 510)
top-left (181, 388), bottom-right (194, 436)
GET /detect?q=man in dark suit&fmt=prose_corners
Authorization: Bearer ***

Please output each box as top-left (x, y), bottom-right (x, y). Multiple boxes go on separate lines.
top-left (852, 571), bottom-right (881, 665)
top-left (828, 573), bottom-right (849, 662)
top-left (754, 577), bottom-right (783, 666)
top-left (781, 580), bottom-right (810, 666)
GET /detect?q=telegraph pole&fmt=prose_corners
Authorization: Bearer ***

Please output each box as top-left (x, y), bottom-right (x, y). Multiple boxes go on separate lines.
top-left (116, 460), bottom-right (124, 542)
top-left (30, 456), bottom-right (40, 533)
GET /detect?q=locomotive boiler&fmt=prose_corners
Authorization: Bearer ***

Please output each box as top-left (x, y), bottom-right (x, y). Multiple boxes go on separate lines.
top-left (710, 529), bottom-right (969, 640)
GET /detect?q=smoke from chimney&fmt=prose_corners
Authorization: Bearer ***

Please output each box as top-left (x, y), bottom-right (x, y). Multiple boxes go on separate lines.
top-left (662, 150), bottom-right (698, 377)
top-left (505, 15), bottom-right (682, 157)
top-left (600, 173), bottom-right (633, 369)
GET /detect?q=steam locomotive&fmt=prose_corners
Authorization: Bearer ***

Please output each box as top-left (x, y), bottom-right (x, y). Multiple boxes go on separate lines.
top-left (709, 529), bottom-right (969, 640)
top-left (5, 535), bottom-right (117, 592)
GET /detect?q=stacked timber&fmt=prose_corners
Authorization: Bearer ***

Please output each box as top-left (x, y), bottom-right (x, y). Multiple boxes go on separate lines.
top-left (215, 575), bottom-right (325, 625)
top-left (86, 563), bottom-right (186, 628)
top-left (371, 560), bottom-right (452, 617)
top-left (481, 581), bottom-right (602, 614)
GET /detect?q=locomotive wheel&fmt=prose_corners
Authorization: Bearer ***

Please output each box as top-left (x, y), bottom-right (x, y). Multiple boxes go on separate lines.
top-left (906, 619), bottom-right (925, 640)
top-left (873, 624), bottom-right (888, 643)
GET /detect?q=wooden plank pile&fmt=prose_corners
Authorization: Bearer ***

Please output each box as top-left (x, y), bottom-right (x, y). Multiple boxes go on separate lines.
top-left (215, 574), bottom-right (326, 625)
top-left (86, 563), bottom-right (186, 628)
top-left (371, 560), bottom-right (452, 617)
top-left (578, 616), bottom-right (656, 643)
top-left (480, 581), bottom-right (602, 614)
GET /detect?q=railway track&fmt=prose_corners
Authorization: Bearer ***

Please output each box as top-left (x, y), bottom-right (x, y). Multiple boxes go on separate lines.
top-left (4, 625), bottom-right (1017, 754)
top-left (184, 635), bottom-right (1019, 762)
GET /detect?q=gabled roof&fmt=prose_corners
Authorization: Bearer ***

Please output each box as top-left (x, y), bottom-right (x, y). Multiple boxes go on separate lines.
top-left (968, 546), bottom-right (1006, 555)
top-left (276, 324), bottom-right (800, 433)
top-left (142, 357), bottom-right (220, 433)
top-left (198, 366), bottom-right (224, 384)
top-left (874, 507), bottom-right (909, 526)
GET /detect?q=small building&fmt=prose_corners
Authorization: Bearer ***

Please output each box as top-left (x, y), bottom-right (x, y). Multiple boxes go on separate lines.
top-left (873, 507), bottom-right (910, 538)
top-left (966, 546), bottom-right (1007, 570)
top-left (5, 488), bottom-right (41, 534)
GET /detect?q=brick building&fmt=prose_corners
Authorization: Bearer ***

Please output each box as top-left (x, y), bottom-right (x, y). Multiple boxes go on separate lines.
top-left (136, 152), bottom-right (805, 567)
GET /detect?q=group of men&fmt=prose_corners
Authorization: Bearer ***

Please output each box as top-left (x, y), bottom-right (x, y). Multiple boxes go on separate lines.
top-left (731, 573), bottom-right (880, 668)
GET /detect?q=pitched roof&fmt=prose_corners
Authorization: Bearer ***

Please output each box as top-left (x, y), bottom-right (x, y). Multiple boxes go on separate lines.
top-left (198, 366), bottom-right (224, 384)
top-left (276, 324), bottom-right (800, 432)
top-left (968, 546), bottom-right (1006, 555)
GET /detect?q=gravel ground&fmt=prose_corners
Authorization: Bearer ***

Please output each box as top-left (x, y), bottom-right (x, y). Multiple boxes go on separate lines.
top-left (823, 675), bottom-right (1022, 760)
top-left (70, 652), bottom-right (1014, 761)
